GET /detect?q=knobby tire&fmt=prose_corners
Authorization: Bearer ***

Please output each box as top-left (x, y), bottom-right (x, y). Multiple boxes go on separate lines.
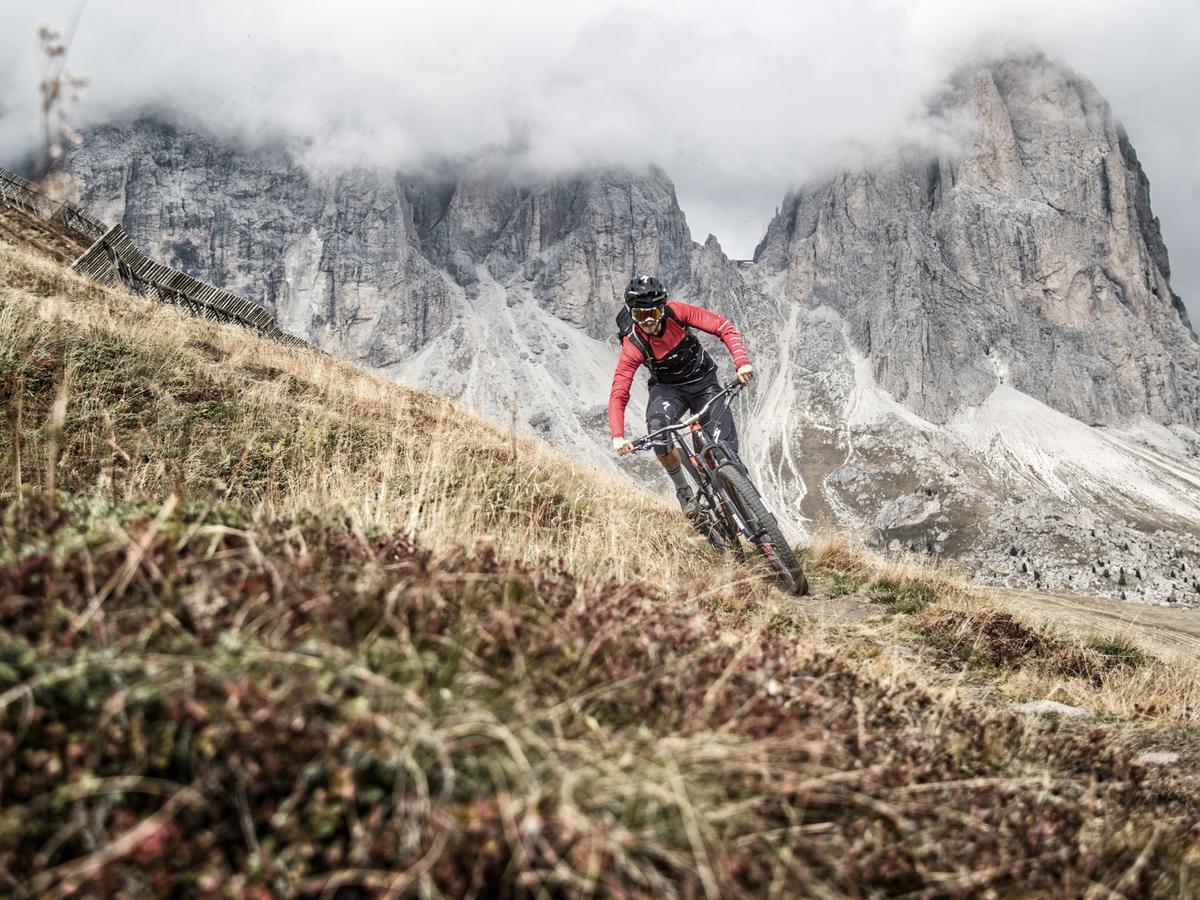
top-left (688, 493), bottom-right (741, 559)
top-left (677, 450), bottom-right (743, 560)
top-left (715, 463), bottom-right (809, 595)
top-left (700, 517), bottom-right (731, 555)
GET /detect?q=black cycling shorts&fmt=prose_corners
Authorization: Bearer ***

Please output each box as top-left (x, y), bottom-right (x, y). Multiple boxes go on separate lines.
top-left (645, 376), bottom-right (739, 456)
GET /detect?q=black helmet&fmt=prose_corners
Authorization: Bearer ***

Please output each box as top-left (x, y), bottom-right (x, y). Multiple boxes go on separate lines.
top-left (624, 275), bottom-right (667, 309)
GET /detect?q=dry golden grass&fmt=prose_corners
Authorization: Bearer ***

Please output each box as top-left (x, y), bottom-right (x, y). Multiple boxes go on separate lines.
top-left (3, 218), bottom-right (1199, 896)
top-left (6, 225), bottom-right (1195, 723)
top-left (806, 527), bottom-right (975, 600)
top-left (0, 236), bottom-right (767, 602)
top-left (916, 590), bottom-right (1200, 723)
top-left (0, 204), bottom-right (91, 265)
top-left (5, 494), bottom-right (1197, 897)
top-left (805, 529), bottom-right (1200, 724)
top-left (6, 223), bottom-right (1197, 714)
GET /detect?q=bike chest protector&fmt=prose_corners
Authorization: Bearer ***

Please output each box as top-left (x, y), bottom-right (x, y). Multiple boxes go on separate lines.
top-left (615, 303), bottom-right (710, 384)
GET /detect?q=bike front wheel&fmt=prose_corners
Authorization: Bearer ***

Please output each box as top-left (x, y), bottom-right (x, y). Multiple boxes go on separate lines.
top-left (715, 463), bottom-right (809, 595)
top-left (688, 498), bottom-right (744, 560)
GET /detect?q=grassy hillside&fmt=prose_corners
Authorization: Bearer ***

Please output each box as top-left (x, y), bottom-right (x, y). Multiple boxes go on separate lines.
top-left (2, 205), bottom-right (1198, 897)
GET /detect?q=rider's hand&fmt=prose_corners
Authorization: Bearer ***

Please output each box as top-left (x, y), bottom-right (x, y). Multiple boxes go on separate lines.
top-left (737, 364), bottom-right (754, 385)
top-left (613, 437), bottom-right (634, 456)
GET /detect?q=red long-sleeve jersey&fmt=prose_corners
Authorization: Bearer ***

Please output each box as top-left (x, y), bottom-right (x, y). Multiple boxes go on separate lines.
top-left (608, 300), bottom-right (750, 439)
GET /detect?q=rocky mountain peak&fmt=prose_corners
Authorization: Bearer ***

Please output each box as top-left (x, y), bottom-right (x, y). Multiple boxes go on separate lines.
top-left (63, 118), bottom-right (699, 353)
top-left (755, 51), bottom-right (1198, 428)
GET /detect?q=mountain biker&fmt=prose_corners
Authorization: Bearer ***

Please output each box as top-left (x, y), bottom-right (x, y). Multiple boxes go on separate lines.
top-left (609, 275), bottom-right (754, 513)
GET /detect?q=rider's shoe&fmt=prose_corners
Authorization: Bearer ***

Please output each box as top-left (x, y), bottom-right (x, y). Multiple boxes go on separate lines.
top-left (676, 486), bottom-right (699, 518)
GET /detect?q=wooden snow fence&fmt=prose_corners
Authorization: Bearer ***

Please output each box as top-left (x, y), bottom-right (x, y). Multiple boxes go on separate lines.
top-left (70, 224), bottom-right (307, 347)
top-left (0, 166), bottom-right (108, 242)
top-left (1, 165), bottom-right (308, 350)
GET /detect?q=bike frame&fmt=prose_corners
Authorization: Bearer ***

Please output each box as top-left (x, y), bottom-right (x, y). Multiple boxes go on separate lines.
top-left (631, 382), bottom-right (761, 545)
top-left (627, 379), bottom-right (807, 594)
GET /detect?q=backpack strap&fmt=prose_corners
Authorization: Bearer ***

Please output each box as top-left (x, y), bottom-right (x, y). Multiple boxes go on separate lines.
top-left (627, 329), bottom-right (658, 376)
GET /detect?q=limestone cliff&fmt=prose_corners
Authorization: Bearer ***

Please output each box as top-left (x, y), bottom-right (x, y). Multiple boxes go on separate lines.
top-left (754, 52), bottom-right (1199, 427)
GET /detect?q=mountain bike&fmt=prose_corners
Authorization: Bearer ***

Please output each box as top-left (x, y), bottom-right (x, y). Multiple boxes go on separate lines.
top-left (629, 382), bottom-right (809, 595)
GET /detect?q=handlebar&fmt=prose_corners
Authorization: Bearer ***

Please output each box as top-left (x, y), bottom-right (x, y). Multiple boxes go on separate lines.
top-left (629, 381), bottom-right (744, 452)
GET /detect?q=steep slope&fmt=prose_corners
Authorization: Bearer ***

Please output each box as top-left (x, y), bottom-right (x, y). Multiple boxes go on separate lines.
top-left (54, 51), bottom-right (1200, 602)
top-left (66, 123), bottom-right (712, 471)
top-left (4, 205), bottom-right (1199, 898)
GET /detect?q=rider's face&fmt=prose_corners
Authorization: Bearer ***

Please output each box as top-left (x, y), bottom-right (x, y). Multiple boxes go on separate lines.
top-left (632, 305), bottom-right (666, 335)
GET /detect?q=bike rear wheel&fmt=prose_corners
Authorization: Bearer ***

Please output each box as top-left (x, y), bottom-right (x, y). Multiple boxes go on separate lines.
top-left (715, 463), bottom-right (809, 595)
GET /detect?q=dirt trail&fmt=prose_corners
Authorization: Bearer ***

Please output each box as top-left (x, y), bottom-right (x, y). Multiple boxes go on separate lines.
top-left (991, 587), bottom-right (1200, 665)
top-left (789, 580), bottom-right (878, 623)
top-left (791, 576), bottom-right (1200, 666)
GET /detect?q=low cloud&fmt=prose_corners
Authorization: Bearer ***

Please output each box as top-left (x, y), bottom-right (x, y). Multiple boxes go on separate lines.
top-left (1, 0), bottom-right (1197, 324)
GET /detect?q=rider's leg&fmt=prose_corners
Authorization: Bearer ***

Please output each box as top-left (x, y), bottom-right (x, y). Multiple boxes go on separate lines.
top-left (689, 378), bottom-right (739, 458)
top-left (646, 383), bottom-right (696, 512)
top-left (658, 448), bottom-right (697, 514)
top-left (656, 447), bottom-right (681, 468)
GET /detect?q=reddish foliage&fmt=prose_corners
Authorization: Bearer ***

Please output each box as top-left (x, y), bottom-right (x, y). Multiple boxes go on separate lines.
top-left (0, 501), bottom-right (1196, 896)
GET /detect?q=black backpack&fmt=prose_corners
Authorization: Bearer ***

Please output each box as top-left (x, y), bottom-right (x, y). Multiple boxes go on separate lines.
top-left (615, 303), bottom-right (681, 376)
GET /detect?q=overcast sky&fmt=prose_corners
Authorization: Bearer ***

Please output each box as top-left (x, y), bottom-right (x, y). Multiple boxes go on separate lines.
top-left (1, 0), bottom-right (1196, 327)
